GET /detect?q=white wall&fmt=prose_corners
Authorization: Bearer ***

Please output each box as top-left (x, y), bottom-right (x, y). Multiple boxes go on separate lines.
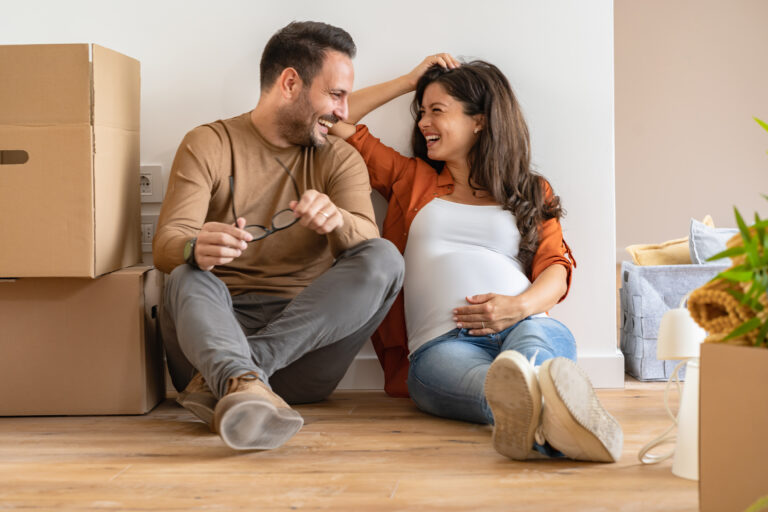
top-left (2, 0), bottom-right (622, 387)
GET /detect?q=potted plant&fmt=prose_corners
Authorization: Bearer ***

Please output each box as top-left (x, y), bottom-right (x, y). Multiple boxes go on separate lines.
top-left (692, 117), bottom-right (768, 512)
top-left (688, 117), bottom-right (768, 346)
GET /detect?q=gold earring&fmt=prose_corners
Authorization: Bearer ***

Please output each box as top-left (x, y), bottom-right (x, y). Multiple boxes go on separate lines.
top-left (474, 128), bottom-right (480, 134)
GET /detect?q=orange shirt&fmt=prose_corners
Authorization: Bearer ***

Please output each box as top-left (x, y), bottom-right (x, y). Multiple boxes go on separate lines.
top-left (347, 125), bottom-right (576, 397)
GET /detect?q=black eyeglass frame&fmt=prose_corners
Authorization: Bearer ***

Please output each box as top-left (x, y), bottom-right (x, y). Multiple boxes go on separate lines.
top-left (213, 118), bottom-right (302, 243)
top-left (229, 157), bottom-right (301, 243)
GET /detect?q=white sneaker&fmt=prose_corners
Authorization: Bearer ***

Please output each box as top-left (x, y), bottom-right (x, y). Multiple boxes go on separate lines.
top-left (484, 350), bottom-right (542, 460)
top-left (537, 358), bottom-right (623, 462)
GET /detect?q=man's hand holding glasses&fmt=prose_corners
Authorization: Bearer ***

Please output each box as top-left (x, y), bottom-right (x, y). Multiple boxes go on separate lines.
top-left (189, 155), bottom-right (344, 271)
top-left (193, 219), bottom-right (253, 272)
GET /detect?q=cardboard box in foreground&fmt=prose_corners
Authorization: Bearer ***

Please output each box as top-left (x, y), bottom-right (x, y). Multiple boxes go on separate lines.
top-left (0, 266), bottom-right (165, 415)
top-left (0, 43), bottom-right (141, 278)
top-left (700, 343), bottom-right (768, 512)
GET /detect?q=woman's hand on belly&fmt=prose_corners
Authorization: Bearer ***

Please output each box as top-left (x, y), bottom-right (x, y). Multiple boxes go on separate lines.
top-left (452, 293), bottom-right (532, 336)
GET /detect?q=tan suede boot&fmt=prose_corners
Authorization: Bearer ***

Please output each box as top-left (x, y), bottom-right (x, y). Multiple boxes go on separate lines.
top-left (213, 372), bottom-right (304, 450)
top-left (538, 357), bottom-right (623, 462)
top-left (176, 372), bottom-right (217, 431)
top-left (484, 350), bottom-right (543, 460)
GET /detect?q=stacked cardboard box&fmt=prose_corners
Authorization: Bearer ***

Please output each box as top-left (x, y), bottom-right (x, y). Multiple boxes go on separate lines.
top-left (699, 343), bottom-right (768, 512)
top-left (0, 44), bottom-right (164, 415)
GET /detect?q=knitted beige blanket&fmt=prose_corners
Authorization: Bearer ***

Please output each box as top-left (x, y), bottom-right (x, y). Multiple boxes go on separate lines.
top-left (687, 234), bottom-right (767, 345)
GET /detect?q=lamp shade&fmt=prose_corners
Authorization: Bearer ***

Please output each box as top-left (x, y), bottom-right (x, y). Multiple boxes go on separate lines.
top-left (657, 307), bottom-right (707, 360)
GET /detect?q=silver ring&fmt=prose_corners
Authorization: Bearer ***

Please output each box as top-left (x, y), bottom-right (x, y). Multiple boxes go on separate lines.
top-left (320, 210), bottom-right (330, 219)
top-left (481, 321), bottom-right (485, 329)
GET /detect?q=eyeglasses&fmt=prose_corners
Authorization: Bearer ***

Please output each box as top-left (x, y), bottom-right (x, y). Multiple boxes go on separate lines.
top-left (230, 157), bottom-right (301, 242)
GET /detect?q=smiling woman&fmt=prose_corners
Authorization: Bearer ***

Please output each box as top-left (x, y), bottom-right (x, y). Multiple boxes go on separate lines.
top-left (329, 54), bottom-right (623, 464)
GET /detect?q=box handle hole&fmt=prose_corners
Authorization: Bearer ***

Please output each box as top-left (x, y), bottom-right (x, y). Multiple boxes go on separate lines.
top-left (0, 150), bottom-right (29, 165)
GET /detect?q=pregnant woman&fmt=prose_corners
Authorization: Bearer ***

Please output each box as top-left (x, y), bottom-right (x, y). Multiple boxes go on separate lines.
top-left (330, 54), bottom-right (622, 462)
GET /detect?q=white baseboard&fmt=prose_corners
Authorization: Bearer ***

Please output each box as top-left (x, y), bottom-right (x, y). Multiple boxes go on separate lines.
top-left (338, 350), bottom-right (626, 391)
top-left (577, 349), bottom-right (626, 388)
top-left (337, 355), bottom-right (384, 390)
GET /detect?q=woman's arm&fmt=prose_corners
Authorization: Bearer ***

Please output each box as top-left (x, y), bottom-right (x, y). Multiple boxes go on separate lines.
top-left (331, 53), bottom-right (460, 139)
top-left (452, 264), bottom-right (568, 336)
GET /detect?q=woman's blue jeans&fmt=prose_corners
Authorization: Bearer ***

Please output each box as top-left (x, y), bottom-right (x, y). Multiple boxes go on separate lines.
top-left (407, 316), bottom-right (577, 425)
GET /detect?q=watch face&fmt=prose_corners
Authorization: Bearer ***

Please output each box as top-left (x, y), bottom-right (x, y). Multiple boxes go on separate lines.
top-left (184, 240), bottom-right (193, 261)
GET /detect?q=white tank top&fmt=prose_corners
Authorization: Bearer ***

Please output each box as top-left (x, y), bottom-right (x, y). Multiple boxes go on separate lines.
top-left (404, 198), bottom-right (544, 355)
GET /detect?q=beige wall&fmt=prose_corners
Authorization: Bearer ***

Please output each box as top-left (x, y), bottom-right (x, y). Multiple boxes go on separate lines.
top-left (615, 0), bottom-right (768, 255)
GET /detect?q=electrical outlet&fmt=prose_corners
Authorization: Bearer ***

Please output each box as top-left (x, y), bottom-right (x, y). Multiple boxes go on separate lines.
top-left (141, 223), bottom-right (153, 243)
top-left (140, 164), bottom-right (164, 203)
top-left (141, 214), bottom-right (158, 253)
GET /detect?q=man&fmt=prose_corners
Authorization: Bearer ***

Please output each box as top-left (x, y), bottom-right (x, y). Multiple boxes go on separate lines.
top-left (154, 21), bottom-right (403, 451)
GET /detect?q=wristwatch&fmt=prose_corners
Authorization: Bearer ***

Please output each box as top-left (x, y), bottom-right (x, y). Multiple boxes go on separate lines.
top-left (183, 237), bottom-right (200, 269)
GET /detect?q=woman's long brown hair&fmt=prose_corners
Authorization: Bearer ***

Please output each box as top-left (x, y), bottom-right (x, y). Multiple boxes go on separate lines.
top-left (411, 61), bottom-right (564, 274)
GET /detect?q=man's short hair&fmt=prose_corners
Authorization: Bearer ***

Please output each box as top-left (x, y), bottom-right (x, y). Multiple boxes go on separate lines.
top-left (260, 21), bottom-right (356, 91)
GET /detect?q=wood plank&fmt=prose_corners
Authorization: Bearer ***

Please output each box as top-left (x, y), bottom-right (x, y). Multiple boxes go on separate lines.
top-left (0, 381), bottom-right (697, 511)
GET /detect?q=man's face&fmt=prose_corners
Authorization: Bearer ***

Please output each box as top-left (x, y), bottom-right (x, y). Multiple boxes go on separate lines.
top-left (278, 50), bottom-right (354, 147)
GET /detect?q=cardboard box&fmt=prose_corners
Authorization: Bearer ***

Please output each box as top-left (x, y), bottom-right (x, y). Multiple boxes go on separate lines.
top-left (699, 343), bottom-right (768, 511)
top-left (0, 266), bottom-right (165, 415)
top-left (0, 44), bottom-right (141, 278)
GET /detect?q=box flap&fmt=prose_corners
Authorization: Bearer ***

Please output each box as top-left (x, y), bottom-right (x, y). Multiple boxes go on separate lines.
top-left (93, 126), bottom-right (141, 275)
top-left (91, 45), bottom-right (140, 132)
top-left (0, 44), bottom-right (91, 126)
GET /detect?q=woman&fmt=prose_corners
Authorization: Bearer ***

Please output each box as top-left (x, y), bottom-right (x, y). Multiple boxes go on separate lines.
top-left (330, 55), bottom-right (622, 462)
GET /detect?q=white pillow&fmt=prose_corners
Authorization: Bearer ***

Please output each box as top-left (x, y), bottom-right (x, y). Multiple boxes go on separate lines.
top-left (689, 218), bottom-right (739, 265)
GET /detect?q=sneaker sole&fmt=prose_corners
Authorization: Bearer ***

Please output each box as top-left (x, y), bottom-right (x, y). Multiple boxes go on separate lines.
top-left (214, 394), bottom-right (304, 450)
top-left (177, 391), bottom-right (217, 432)
top-left (538, 358), bottom-right (623, 462)
top-left (484, 351), bottom-right (541, 460)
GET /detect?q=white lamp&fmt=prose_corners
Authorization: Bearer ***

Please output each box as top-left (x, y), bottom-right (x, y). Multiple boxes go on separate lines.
top-left (639, 295), bottom-right (707, 480)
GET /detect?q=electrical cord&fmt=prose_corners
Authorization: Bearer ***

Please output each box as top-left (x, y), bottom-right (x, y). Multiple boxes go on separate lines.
top-left (638, 358), bottom-right (691, 464)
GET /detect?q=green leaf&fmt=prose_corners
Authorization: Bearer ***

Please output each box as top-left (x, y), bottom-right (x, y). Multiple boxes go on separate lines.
top-left (745, 238), bottom-right (760, 268)
top-left (756, 117), bottom-right (768, 133)
top-left (723, 317), bottom-right (762, 341)
top-left (756, 214), bottom-right (767, 252)
top-left (706, 245), bottom-right (746, 261)
top-left (744, 282), bottom-right (766, 311)
top-left (717, 269), bottom-right (755, 282)
top-left (756, 319), bottom-right (768, 347)
top-left (735, 206), bottom-right (750, 240)
top-left (725, 288), bottom-right (746, 303)
top-left (757, 271), bottom-right (768, 290)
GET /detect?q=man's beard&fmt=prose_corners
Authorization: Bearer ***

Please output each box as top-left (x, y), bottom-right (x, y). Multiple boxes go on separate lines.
top-left (277, 91), bottom-right (337, 148)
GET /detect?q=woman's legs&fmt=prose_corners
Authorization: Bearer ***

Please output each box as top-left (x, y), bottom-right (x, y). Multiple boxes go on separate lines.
top-left (496, 317), bottom-right (622, 462)
top-left (406, 317), bottom-right (576, 425)
top-left (407, 330), bottom-right (496, 424)
top-left (499, 316), bottom-right (577, 365)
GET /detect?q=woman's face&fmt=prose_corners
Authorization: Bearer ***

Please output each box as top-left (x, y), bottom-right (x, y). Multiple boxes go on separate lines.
top-left (417, 82), bottom-right (481, 164)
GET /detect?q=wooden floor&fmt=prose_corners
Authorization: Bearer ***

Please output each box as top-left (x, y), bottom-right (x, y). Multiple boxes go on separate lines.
top-left (0, 380), bottom-right (697, 511)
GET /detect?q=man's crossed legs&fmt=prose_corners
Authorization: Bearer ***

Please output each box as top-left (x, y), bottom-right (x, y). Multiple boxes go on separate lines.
top-left (160, 239), bottom-right (404, 450)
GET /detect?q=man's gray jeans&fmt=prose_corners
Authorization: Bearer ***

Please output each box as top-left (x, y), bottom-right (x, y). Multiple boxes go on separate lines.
top-left (160, 238), bottom-right (404, 404)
